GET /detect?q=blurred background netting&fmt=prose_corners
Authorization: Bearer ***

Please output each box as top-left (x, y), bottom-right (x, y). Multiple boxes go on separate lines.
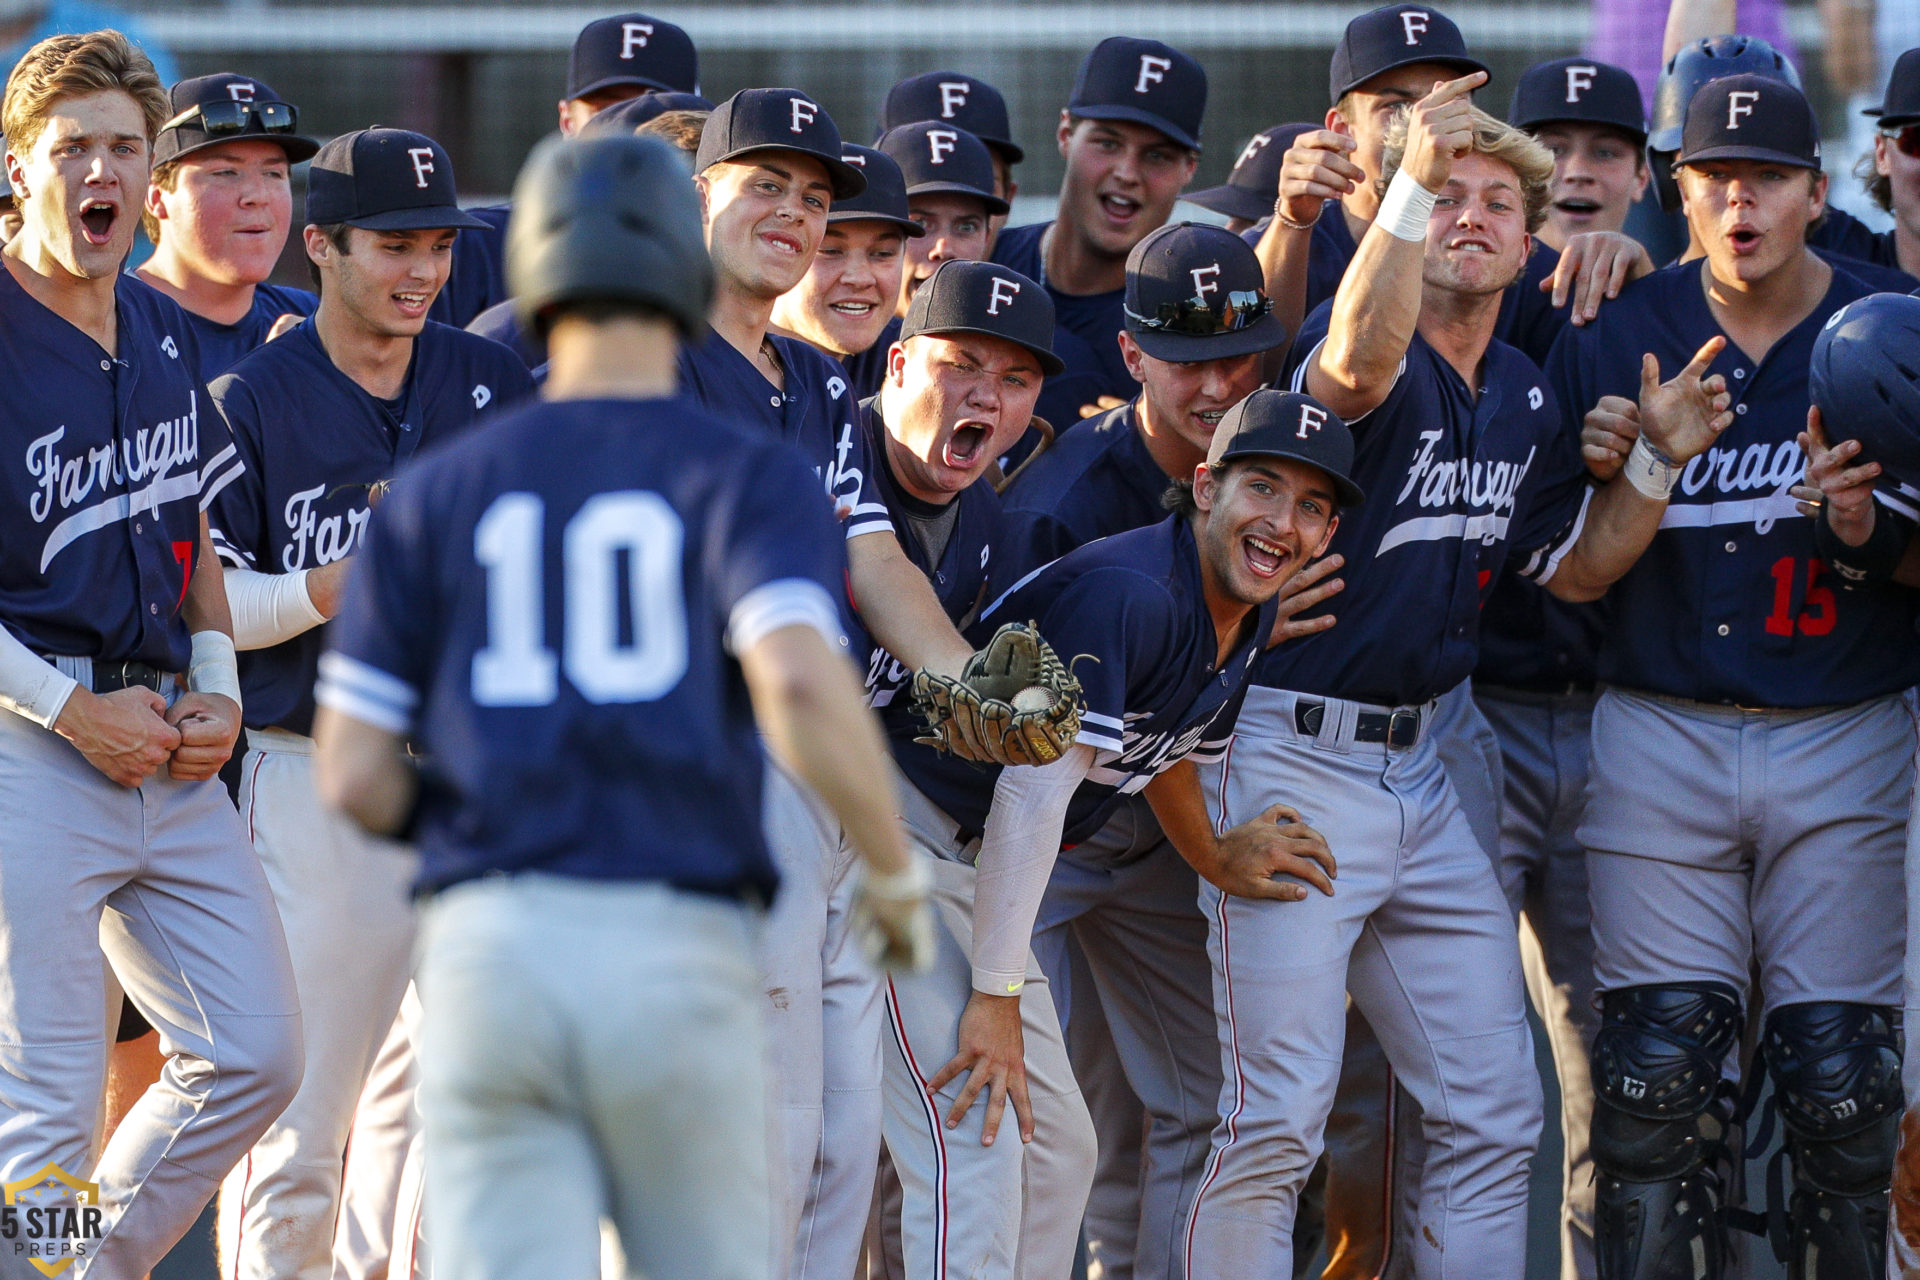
top-left (91, 1), bottom-right (1876, 212)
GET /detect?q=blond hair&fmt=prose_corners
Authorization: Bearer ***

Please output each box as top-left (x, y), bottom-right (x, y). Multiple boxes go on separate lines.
top-left (3, 30), bottom-right (168, 158)
top-left (1379, 104), bottom-right (1554, 233)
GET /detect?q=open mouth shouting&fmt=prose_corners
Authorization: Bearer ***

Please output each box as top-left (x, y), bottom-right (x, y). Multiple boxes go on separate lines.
top-left (1447, 235), bottom-right (1496, 255)
top-left (942, 421), bottom-right (991, 470)
top-left (1726, 224), bottom-right (1762, 255)
top-left (1243, 532), bottom-right (1293, 581)
top-left (77, 198), bottom-right (118, 246)
top-left (1553, 196), bottom-right (1601, 221)
top-left (391, 288), bottom-right (432, 320)
top-left (1097, 191), bottom-right (1142, 228)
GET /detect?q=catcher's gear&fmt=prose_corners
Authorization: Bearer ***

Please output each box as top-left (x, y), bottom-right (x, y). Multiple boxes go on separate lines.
top-left (853, 855), bottom-right (936, 974)
top-left (911, 622), bottom-right (1083, 767)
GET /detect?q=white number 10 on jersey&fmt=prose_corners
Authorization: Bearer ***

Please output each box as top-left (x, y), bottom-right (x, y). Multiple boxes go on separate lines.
top-left (471, 491), bottom-right (688, 705)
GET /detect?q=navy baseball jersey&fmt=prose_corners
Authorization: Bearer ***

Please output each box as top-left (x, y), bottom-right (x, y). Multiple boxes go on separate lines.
top-left (851, 398), bottom-right (1001, 712)
top-left (990, 222), bottom-right (1137, 428)
top-left (1550, 259), bottom-right (1920, 706)
top-left (1809, 205), bottom-right (1915, 283)
top-left (1257, 303), bottom-right (1589, 707)
top-left (994, 400), bottom-right (1170, 587)
top-left (208, 319), bottom-right (535, 735)
top-left (0, 270), bottom-right (238, 671)
top-left (315, 394), bottom-right (845, 898)
top-left (466, 298), bottom-right (545, 370)
top-left (179, 282), bottom-right (317, 381)
top-left (843, 315), bottom-right (901, 403)
top-left (1254, 204), bottom-right (1568, 368)
top-left (678, 330), bottom-right (894, 545)
top-left (896, 514), bottom-right (1277, 845)
top-left (428, 203), bottom-right (511, 330)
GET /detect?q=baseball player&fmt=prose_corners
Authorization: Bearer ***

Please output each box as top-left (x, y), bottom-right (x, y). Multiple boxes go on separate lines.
top-left (133, 72), bottom-right (320, 379)
top-left (1176, 80), bottom-right (1738, 1280)
top-left (1786, 294), bottom-right (1920, 1278)
top-left (1509, 57), bottom-right (1649, 251)
top-left (1835, 45), bottom-right (1920, 277)
top-left (992, 221), bottom-right (1299, 1280)
top-left (769, 144), bottom-right (922, 403)
top-left (870, 121), bottom-right (1008, 398)
top-left (1464, 52), bottom-right (1651, 1280)
top-left (0, 28), bottom-right (302, 1275)
top-left (1254, 4), bottom-right (1650, 369)
top-left (309, 131), bottom-right (933, 1280)
top-left (206, 126), bottom-right (534, 1280)
top-left (1186, 124), bottom-right (1315, 235)
top-left (886, 382), bottom-right (1360, 1280)
top-left (684, 88), bottom-right (1071, 1280)
top-left (430, 10), bottom-right (699, 330)
top-left (990, 37), bottom-right (1204, 429)
top-left (1565, 76), bottom-right (1916, 1280)
top-left (876, 70), bottom-right (1023, 246)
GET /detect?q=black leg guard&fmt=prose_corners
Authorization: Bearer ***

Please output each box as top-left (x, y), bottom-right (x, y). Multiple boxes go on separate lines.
top-left (1761, 1002), bottom-right (1903, 1280)
top-left (1590, 982), bottom-right (1744, 1280)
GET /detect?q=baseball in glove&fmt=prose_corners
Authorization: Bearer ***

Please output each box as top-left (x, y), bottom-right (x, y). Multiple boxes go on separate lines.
top-left (911, 621), bottom-right (1084, 767)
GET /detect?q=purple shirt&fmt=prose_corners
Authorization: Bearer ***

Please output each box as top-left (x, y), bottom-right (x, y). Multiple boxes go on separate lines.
top-left (1586, 0), bottom-right (1798, 106)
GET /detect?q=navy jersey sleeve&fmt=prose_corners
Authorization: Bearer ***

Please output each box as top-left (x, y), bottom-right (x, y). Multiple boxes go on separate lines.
top-left (1501, 374), bottom-right (1591, 583)
top-left (205, 371), bottom-right (267, 569)
top-left (1023, 567), bottom-right (1171, 758)
top-left (710, 444), bottom-right (849, 653)
top-left (314, 473), bottom-right (438, 733)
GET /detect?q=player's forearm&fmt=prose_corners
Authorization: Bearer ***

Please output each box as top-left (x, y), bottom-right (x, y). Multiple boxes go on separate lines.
top-left (179, 516), bottom-right (235, 639)
top-left (1144, 759), bottom-right (1218, 870)
top-left (847, 530), bottom-right (974, 679)
top-left (1253, 220), bottom-right (1315, 380)
top-left (312, 705), bottom-right (416, 835)
top-left (742, 624), bottom-right (912, 878)
top-left (969, 744), bottom-right (1091, 995)
top-left (1310, 220), bottom-right (1423, 422)
top-left (1544, 479), bottom-right (1667, 602)
top-left (224, 567), bottom-right (328, 650)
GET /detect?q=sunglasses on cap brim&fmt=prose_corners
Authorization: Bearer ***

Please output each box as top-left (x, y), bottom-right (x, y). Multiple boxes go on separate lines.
top-left (1125, 290), bottom-right (1273, 337)
top-left (1881, 123), bottom-right (1920, 158)
top-left (162, 99), bottom-right (299, 137)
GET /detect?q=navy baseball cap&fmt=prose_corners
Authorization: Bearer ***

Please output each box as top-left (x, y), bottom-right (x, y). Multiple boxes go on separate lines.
top-left (696, 88), bottom-right (866, 200)
top-left (567, 13), bottom-right (697, 99)
top-left (902, 259), bottom-right (1063, 375)
top-left (576, 91), bottom-right (713, 140)
top-left (1207, 389), bottom-right (1364, 507)
top-left (1330, 5), bottom-right (1488, 104)
top-left (1678, 74), bottom-right (1820, 170)
top-left (1510, 57), bottom-right (1646, 143)
top-left (1866, 47), bottom-right (1920, 126)
top-left (305, 128), bottom-right (487, 231)
top-left (1068, 37), bottom-right (1207, 151)
top-left (877, 122), bottom-right (1010, 216)
top-left (1125, 222), bottom-right (1286, 362)
top-left (155, 73), bottom-right (319, 167)
top-left (1185, 124), bottom-right (1315, 223)
top-left (879, 71), bottom-right (1024, 164)
top-left (829, 145), bottom-right (925, 235)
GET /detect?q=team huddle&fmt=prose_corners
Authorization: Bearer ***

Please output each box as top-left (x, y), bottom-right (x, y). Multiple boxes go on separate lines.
top-left (0, 5), bottom-right (1918, 1280)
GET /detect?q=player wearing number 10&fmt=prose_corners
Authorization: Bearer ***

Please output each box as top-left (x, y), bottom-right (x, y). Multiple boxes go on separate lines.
top-left (311, 134), bottom-right (932, 1280)
top-left (1561, 77), bottom-right (1917, 1279)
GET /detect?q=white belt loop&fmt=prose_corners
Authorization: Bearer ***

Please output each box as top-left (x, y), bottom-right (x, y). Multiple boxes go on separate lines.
top-left (1318, 697), bottom-right (1357, 754)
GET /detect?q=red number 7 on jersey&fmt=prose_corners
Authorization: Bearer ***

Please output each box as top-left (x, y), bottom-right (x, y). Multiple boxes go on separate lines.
top-left (173, 539), bottom-right (196, 609)
top-left (1765, 556), bottom-right (1836, 637)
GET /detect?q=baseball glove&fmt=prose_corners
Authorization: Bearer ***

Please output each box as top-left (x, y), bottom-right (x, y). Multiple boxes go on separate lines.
top-left (911, 621), bottom-right (1083, 767)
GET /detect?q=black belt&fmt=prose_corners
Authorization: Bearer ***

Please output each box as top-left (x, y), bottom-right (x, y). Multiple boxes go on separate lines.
top-left (41, 656), bottom-right (173, 696)
top-left (1294, 699), bottom-right (1425, 748)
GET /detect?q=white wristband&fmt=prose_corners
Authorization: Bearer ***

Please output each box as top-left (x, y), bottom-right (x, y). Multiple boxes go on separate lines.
top-left (1376, 168), bottom-right (1437, 242)
top-left (1622, 434), bottom-right (1680, 500)
top-left (188, 630), bottom-right (243, 708)
top-left (0, 624), bottom-right (78, 728)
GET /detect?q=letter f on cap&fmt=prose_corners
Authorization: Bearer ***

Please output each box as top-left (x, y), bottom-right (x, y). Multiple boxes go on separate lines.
top-left (1136, 54), bottom-right (1172, 94)
top-left (928, 129), bottom-right (957, 164)
top-left (987, 275), bottom-right (1021, 314)
top-left (1564, 65), bottom-right (1595, 103)
top-left (938, 81), bottom-right (970, 118)
top-left (620, 22), bottom-right (653, 59)
top-left (1297, 404), bottom-right (1328, 439)
top-left (407, 147), bottom-right (435, 189)
top-left (790, 97), bottom-right (819, 134)
top-left (1400, 10), bottom-right (1430, 44)
top-left (1727, 89), bottom-right (1759, 128)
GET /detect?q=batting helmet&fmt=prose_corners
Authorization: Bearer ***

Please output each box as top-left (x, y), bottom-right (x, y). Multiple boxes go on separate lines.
top-left (1647, 35), bottom-right (1801, 211)
top-left (508, 133), bottom-right (711, 339)
top-left (1808, 292), bottom-right (1920, 489)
